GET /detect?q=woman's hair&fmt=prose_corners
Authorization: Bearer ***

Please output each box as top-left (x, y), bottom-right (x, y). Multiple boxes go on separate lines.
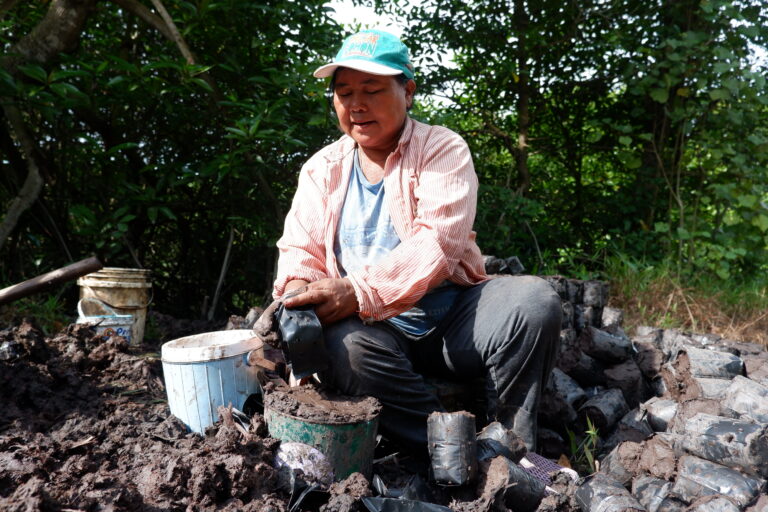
top-left (326, 71), bottom-right (414, 113)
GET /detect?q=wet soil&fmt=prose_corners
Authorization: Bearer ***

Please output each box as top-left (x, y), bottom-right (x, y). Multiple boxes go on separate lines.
top-left (661, 352), bottom-right (702, 401)
top-left (0, 320), bottom-right (281, 511)
top-left (2, 318), bottom-right (573, 511)
top-left (263, 384), bottom-right (381, 424)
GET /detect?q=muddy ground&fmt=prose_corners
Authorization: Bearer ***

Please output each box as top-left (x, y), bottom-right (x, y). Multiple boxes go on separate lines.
top-left (0, 318), bottom-right (576, 512)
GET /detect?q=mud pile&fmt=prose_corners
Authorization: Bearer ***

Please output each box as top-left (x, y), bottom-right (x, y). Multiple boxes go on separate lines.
top-left (3, 269), bottom-right (768, 511)
top-left (0, 319), bottom-right (577, 511)
top-left (0, 321), bottom-right (284, 511)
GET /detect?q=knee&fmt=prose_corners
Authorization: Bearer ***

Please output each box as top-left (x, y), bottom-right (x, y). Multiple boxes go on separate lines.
top-left (323, 322), bottom-right (398, 375)
top-left (497, 275), bottom-right (562, 333)
top-left (527, 276), bottom-right (563, 332)
top-left (323, 322), bottom-right (364, 374)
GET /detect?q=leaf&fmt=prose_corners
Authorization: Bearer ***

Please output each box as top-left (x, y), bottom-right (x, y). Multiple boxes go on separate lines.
top-left (675, 87), bottom-right (690, 97)
top-left (106, 142), bottom-right (140, 155)
top-left (160, 207), bottom-right (177, 220)
top-left (49, 69), bottom-right (91, 82)
top-left (190, 77), bottom-right (213, 93)
top-left (619, 136), bottom-right (632, 146)
top-left (708, 89), bottom-right (730, 101)
top-left (49, 83), bottom-right (70, 97)
top-left (50, 82), bottom-right (84, 98)
top-left (650, 88), bottom-right (668, 103)
top-left (655, 222), bottom-right (670, 233)
top-left (225, 127), bottom-right (247, 137)
top-left (107, 76), bottom-right (127, 87)
top-left (752, 214), bottom-right (768, 232)
top-left (676, 227), bottom-right (691, 240)
top-left (738, 195), bottom-right (757, 208)
top-left (18, 65), bottom-right (48, 84)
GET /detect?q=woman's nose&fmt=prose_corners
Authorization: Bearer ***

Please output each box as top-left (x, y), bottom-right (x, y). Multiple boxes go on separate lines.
top-left (349, 93), bottom-right (366, 111)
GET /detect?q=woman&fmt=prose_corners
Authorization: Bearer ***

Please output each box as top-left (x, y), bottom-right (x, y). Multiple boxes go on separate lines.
top-left (273, 29), bottom-right (561, 454)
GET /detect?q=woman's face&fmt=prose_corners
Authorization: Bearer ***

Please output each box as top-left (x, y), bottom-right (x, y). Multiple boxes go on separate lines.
top-left (332, 68), bottom-right (416, 156)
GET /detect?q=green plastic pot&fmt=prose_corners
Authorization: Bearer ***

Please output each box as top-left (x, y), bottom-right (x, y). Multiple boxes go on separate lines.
top-left (265, 406), bottom-right (379, 480)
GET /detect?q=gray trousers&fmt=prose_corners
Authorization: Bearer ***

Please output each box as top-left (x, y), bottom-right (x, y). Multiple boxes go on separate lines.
top-left (318, 275), bottom-right (561, 452)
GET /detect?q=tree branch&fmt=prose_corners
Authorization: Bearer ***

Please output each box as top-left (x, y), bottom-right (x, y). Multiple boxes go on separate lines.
top-left (109, 0), bottom-right (174, 41)
top-left (112, 0), bottom-right (223, 104)
top-left (148, 0), bottom-right (223, 102)
top-left (0, 104), bottom-right (43, 252)
top-left (148, 0), bottom-right (194, 64)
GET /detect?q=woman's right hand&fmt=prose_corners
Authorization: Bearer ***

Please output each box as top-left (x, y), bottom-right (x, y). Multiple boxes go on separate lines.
top-left (282, 278), bottom-right (358, 325)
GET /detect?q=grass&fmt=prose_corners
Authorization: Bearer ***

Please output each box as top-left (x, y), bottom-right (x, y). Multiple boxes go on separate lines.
top-left (0, 294), bottom-right (71, 337)
top-left (604, 255), bottom-right (768, 345)
top-left (566, 417), bottom-right (600, 475)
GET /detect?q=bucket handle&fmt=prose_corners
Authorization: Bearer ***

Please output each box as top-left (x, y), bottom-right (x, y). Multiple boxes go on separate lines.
top-left (246, 346), bottom-right (288, 382)
top-left (78, 297), bottom-right (118, 318)
top-left (95, 289), bottom-right (154, 311)
top-left (246, 350), bottom-right (277, 371)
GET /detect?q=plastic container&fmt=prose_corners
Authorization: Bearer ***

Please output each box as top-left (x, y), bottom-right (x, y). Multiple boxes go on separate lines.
top-left (76, 297), bottom-right (134, 343)
top-left (77, 267), bottom-right (152, 345)
top-left (161, 330), bottom-right (264, 433)
top-left (265, 406), bottom-right (379, 480)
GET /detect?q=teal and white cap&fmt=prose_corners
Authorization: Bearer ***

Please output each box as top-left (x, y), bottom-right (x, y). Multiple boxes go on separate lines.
top-left (313, 29), bottom-right (415, 79)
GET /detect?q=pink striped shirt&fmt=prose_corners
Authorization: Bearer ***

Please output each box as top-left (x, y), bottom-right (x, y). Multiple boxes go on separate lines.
top-left (274, 117), bottom-right (489, 321)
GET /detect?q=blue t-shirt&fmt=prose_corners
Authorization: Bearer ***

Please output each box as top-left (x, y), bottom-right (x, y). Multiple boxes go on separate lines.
top-left (334, 149), bottom-right (461, 336)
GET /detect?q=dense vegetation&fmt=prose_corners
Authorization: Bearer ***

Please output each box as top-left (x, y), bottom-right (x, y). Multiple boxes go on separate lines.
top-left (1, 0), bottom-right (766, 329)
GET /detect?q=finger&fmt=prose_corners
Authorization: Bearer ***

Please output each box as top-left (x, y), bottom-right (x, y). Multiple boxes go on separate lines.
top-left (283, 286), bottom-right (308, 301)
top-left (284, 288), bottom-right (326, 308)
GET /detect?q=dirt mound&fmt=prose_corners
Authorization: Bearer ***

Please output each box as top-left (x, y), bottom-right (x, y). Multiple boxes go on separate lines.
top-left (0, 321), bottom-right (282, 511)
top-left (1, 319), bottom-right (581, 511)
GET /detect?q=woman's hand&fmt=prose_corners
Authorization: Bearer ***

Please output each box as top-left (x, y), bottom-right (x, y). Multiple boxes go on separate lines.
top-left (282, 278), bottom-right (358, 325)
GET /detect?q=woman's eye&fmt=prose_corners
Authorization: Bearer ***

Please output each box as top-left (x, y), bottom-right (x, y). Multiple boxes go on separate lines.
top-left (366, 90), bottom-right (383, 94)
top-left (337, 92), bottom-right (351, 97)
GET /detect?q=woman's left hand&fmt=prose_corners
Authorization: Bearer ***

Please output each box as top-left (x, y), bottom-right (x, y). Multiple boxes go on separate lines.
top-left (282, 278), bottom-right (358, 325)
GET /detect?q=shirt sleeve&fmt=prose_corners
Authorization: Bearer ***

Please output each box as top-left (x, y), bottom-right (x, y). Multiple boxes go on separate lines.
top-left (273, 159), bottom-right (330, 299)
top-left (346, 129), bottom-right (478, 320)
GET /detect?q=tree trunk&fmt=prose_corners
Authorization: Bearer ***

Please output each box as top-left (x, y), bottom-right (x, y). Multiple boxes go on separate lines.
top-left (513, 0), bottom-right (531, 196)
top-left (0, 0), bottom-right (96, 252)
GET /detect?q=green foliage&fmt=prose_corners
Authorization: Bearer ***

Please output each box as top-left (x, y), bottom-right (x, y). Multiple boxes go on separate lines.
top-left (566, 417), bottom-right (599, 475)
top-left (1, 0), bottom-right (767, 322)
top-left (370, 0), bottom-right (768, 283)
top-left (1, 1), bottom-right (342, 317)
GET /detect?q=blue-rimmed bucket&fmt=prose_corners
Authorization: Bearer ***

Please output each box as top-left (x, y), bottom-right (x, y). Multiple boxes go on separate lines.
top-left (161, 330), bottom-right (264, 433)
top-left (76, 298), bottom-right (134, 343)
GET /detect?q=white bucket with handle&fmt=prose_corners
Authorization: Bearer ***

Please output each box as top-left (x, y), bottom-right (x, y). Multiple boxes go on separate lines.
top-left (76, 297), bottom-right (134, 343)
top-left (161, 330), bottom-right (265, 433)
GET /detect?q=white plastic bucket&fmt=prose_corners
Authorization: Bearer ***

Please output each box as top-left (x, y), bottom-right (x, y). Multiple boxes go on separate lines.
top-left (76, 298), bottom-right (134, 343)
top-left (161, 330), bottom-right (264, 433)
top-left (77, 267), bottom-right (151, 345)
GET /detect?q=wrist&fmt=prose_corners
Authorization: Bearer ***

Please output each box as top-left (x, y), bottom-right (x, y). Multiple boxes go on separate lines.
top-left (341, 278), bottom-right (359, 312)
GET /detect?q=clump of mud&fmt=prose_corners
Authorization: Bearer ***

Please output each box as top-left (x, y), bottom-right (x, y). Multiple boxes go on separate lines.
top-left (264, 384), bottom-right (381, 424)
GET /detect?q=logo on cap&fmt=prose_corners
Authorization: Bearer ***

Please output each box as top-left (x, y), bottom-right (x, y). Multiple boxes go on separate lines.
top-left (340, 32), bottom-right (380, 59)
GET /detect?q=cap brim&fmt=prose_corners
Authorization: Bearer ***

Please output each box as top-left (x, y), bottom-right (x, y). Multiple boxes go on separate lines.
top-left (313, 59), bottom-right (404, 78)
